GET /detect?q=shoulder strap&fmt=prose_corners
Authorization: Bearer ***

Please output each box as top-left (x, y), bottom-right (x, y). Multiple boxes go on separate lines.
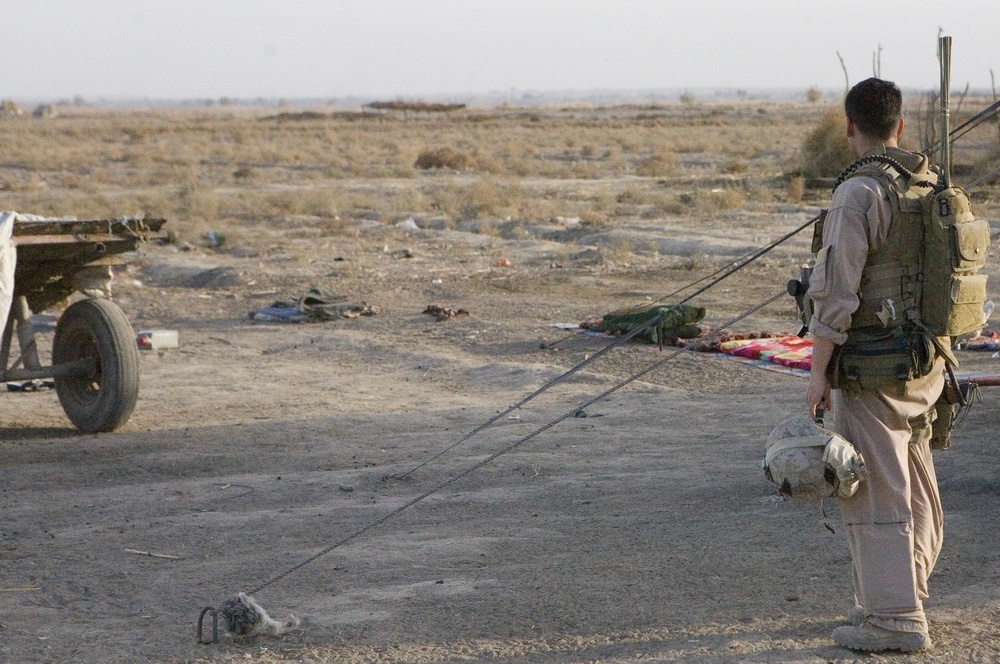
top-left (833, 151), bottom-right (937, 195)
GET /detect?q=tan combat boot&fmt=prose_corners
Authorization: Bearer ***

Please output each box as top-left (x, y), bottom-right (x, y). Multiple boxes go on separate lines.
top-left (832, 621), bottom-right (932, 652)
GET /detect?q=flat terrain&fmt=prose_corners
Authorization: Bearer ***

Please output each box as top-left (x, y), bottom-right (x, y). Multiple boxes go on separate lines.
top-left (1, 101), bottom-right (1000, 663)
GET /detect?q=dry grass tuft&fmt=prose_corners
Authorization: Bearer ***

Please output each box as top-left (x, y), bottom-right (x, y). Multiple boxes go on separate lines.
top-left (787, 175), bottom-right (806, 203)
top-left (415, 147), bottom-right (473, 170)
top-left (636, 151), bottom-right (680, 177)
top-left (796, 106), bottom-right (854, 178)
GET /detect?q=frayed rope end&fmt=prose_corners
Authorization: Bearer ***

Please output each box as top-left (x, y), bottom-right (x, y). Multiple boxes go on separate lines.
top-left (219, 592), bottom-right (300, 637)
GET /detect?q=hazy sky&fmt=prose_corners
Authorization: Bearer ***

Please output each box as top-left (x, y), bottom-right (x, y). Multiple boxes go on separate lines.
top-left (4, 1), bottom-right (1000, 101)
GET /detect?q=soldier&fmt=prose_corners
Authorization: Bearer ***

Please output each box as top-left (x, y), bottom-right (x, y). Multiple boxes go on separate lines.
top-left (806, 77), bottom-right (944, 652)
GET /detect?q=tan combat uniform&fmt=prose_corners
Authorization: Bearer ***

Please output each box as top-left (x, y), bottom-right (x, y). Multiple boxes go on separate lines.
top-left (809, 171), bottom-right (944, 635)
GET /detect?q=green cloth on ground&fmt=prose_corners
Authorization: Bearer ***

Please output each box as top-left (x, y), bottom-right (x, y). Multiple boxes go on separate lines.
top-left (595, 303), bottom-right (705, 343)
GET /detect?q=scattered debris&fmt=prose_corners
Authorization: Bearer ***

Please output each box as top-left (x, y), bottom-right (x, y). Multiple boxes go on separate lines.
top-left (123, 548), bottom-right (184, 561)
top-left (423, 304), bottom-right (469, 321)
top-left (495, 257), bottom-right (512, 267)
top-left (136, 329), bottom-right (179, 350)
top-left (6, 379), bottom-right (54, 392)
top-left (250, 287), bottom-right (380, 322)
top-left (956, 328), bottom-right (1000, 351)
top-left (249, 303), bottom-right (306, 322)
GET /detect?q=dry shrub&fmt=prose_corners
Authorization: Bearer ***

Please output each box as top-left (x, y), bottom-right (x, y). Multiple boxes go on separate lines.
top-left (721, 158), bottom-right (748, 174)
top-left (414, 147), bottom-right (472, 170)
top-left (430, 180), bottom-right (513, 219)
top-left (605, 237), bottom-right (635, 263)
top-left (659, 196), bottom-right (688, 216)
top-left (570, 162), bottom-right (598, 179)
top-left (676, 188), bottom-right (745, 215)
top-left (472, 150), bottom-right (504, 174)
top-left (579, 208), bottom-right (607, 225)
top-left (515, 196), bottom-right (557, 222)
top-left (463, 180), bottom-right (514, 218)
top-left (787, 176), bottom-right (806, 203)
top-left (175, 183), bottom-right (220, 220)
top-left (616, 188), bottom-right (646, 204)
top-left (704, 187), bottom-right (746, 211)
top-left (508, 158), bottom-right (533, 177)
top-left (797, 106), bottom-right (854, 178)
top-left (636, 151), bottom-right (679, 177)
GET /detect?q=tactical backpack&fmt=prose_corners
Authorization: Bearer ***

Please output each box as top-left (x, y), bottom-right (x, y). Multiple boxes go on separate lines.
top-left (809, 149), bottom-right (990, 391)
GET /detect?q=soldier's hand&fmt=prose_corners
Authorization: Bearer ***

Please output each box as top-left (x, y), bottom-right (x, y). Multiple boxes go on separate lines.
top-left (806, 374), bottom-right (831, 420)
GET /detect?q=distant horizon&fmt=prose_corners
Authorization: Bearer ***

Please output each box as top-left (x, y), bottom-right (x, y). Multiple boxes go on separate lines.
top-left (7, 84), bottom-right (997, 110)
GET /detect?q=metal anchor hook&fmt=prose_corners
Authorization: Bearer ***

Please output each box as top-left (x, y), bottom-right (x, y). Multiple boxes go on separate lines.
top-left (197, 606), bottom-right (219, 644)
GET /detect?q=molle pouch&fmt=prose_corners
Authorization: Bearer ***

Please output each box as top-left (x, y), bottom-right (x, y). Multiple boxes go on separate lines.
top-left (930, 379), bottom-right (961, 450)
top-left (942, 273), bottom-right (989, 338)
top-left (921, 187), bottom-right (991, 337)
top-left (834, 329), bottom-right (935, 392)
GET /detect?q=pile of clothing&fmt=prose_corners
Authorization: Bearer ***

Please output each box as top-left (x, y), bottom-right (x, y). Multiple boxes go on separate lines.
top-left (588, 303), bottom-right (705, 344)
top-left (249, 287), bottom-right (380, 323)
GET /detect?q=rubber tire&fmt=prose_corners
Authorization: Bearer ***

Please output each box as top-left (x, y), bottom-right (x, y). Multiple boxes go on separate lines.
top-left (52, 298), bottom-right (140, 433)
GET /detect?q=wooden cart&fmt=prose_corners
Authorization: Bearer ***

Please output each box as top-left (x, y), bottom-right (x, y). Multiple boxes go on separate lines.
top-left (5, 216), bottom-right (166, 433)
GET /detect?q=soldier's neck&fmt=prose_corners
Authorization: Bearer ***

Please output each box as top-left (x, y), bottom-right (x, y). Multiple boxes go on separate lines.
top-left (854, 136), bottom-right (899, 158)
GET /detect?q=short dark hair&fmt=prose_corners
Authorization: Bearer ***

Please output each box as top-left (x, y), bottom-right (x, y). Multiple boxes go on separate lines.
top-left (844, 77), bottom-right (902, 139)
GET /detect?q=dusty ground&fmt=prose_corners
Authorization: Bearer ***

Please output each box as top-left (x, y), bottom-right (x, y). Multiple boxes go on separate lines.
top-left (2, 187), bottom-right (1000, 664)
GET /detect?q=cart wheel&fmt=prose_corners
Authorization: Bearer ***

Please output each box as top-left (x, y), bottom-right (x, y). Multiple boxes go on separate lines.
top-left (52, 298), bottom-right (140, 433)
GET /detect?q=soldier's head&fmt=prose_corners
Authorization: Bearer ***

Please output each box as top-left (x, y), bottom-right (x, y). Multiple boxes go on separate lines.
top-left (845, 77), bottom-right (903, 141)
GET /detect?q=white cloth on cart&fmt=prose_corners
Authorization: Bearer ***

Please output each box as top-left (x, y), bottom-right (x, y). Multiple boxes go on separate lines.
top-left (0, 212), bottom-right (17, 339)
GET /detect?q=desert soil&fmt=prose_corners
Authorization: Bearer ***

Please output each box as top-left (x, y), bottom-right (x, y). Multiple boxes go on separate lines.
top-left (2, 197), bottom-right (1000, 663)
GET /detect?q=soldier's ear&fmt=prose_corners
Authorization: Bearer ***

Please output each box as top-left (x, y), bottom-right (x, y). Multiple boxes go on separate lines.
top-left (895, 118), bottom-right (904, 139)
top-left (845, 118), bottom-right (856, 138)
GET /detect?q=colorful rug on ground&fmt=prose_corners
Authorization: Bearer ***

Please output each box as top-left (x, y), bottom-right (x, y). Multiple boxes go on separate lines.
top-left (551, 323), bottom-right (1000, 382)
top-left (550, 324), bottom-right (813, 376)
top-left (717, 336), bottom-right (813, 371)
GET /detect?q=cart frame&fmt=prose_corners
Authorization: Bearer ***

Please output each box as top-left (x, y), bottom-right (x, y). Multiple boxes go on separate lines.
top-left (3, 216), bottom-right (166, 432)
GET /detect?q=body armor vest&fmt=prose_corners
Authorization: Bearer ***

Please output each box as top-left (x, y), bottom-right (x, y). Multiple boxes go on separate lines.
top-left (814, 147), bottom-right (990, 391)
top-left (845, 148), bottom-right (936, 332)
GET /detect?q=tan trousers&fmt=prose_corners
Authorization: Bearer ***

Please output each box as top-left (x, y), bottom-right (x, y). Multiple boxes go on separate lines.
top-left (832, 362), bottom-right (945, 634)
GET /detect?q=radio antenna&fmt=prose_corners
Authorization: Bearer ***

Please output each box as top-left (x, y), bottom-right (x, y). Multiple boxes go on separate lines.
top-left (939, 35), bottom-right (953, 188)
